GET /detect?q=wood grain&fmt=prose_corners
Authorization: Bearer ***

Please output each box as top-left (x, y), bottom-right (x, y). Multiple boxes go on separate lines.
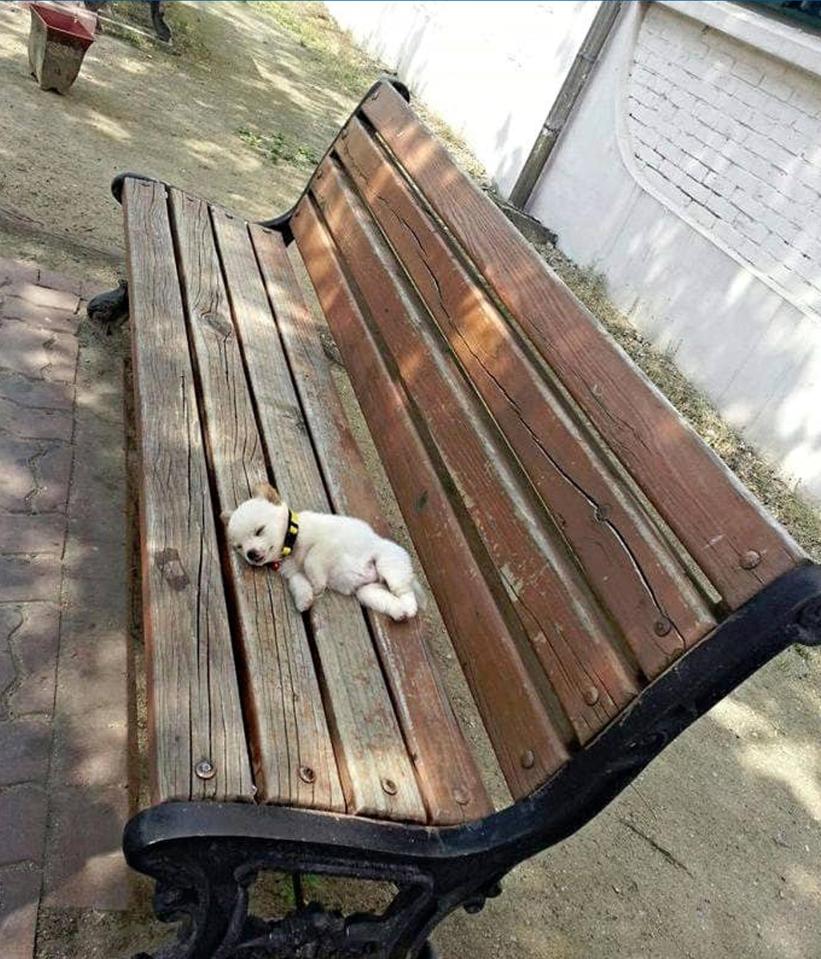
top-left (211, 206), bottom-right (425, 823)
top-left (362, 83), bottom-right (805, 610)
top-left (311, 161), bottom-right (640, 743)
top-left (293, 198), bottom-right (571, 795)
top-left (336, 121), bottom-right (717, 678)
top-left (122, 177), bottom-right (253, 804)
top-left (168, 190), bottom-right (344, 812)
top-left (250, 222), bottom-right (494, 823)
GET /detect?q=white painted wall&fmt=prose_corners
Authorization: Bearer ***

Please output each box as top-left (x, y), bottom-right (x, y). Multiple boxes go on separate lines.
top-left (529, 1), bottom-right (821, 500)
top-left (326, 0), bottom-right (600, 198)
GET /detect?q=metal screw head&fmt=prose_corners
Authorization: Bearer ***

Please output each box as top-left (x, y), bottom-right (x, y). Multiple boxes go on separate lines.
top-left (381, 777), bottom-right (398, 796)
top-left (654, 618), bottom-right (672, 637)
top-left (520, 750), bottom-right (535, 770)
top-left (452, 787), bottom-right (470, 807)
top-left (195, 759), bottom-right (216, 780)
top-left (584, 685), bottom-right (600, 706)
top-left (740, 549), bottom-right (761, 570)
top-left (298, 765), bottom-right (316, 785)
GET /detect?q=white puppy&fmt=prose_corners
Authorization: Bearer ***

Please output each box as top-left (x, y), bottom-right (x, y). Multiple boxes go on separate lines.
top-left (225, 483), bottom-right (422, 621)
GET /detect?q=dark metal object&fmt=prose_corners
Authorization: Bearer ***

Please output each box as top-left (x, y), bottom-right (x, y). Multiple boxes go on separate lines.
top-left (87, 279), bottom-right (129, 332)
top-left (508, 1), bottom-right (623, 209)
top-left (150, 1), bottom-right (172, 43)
top-left (125, 564), bottom-right (821, 958)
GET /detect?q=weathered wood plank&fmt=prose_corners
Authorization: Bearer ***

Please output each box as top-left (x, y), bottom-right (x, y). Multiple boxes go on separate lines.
top-left (311, 162), bottom-right (639, 743)
top-left (122, 177), bottom-right (253, 804)
top-left (336, 121), bottom-right (717, 678)
top-left (168, 190), bottom-right (344, 812)
top-left (362, 83), bottom-right (805, 610)
top-left (210, 206), bottom-right (425, 823)
top-left (293, 198), bottom-right (571, 796)
top-left (250, 222), bottom-right (494, 823)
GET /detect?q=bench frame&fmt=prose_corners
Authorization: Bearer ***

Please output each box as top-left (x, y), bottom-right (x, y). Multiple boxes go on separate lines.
top-left (125, 565), bottom-right (821, 959)
top-left (91, 80), bottom-right (821, 959)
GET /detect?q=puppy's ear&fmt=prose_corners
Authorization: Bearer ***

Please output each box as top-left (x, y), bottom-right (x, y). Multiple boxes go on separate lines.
top-left (254, 482), bottom-right (281, 504)
top-left (220, 510), bottom-right (232, 525)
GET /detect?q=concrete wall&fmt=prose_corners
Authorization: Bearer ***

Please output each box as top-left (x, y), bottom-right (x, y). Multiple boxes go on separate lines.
top-left (325, 0), bottom-right (600, 198)
top-left (528, 1), bottom-right (821, 501)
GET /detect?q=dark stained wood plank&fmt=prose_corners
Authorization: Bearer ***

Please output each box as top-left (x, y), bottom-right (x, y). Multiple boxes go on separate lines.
top-left (168, 190), bottom-right (344, 813)
top-left (362, 83), bottom-right (805, 610)
top-left (336, 121), bottom-right (718, 679)
top-left (311, 162), bottom-right (640, 743)
top-left (250, 222), bottom-right (494, 823)
top-left (122, 178), bottom-right (253, 804)
top-left (292, 198), bottom-right (571, 796)
top-left (210, 206), bottom-right (425, 823)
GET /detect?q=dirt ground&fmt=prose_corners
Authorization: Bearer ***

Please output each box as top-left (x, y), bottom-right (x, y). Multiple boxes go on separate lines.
top-left (1, 3), bottom-right (819, 958)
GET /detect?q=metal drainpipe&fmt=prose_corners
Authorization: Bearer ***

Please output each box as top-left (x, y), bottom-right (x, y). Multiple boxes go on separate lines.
top-left (508, 0), bottom-right (624, 210)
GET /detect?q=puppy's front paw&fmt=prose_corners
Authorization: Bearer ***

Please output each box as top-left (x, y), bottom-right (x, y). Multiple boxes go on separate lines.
top-left (294, 590), bottom-right (314, 612)
top-left (390, 593), bottom-right (417, 621)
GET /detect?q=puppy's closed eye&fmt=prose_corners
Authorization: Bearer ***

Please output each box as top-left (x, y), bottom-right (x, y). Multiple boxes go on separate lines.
top-left (255, 526), bottom-right (265, 537)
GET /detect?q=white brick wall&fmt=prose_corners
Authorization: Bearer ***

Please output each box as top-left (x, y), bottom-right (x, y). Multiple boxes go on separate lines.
top-left (627, 4), bottom-right (821, 316)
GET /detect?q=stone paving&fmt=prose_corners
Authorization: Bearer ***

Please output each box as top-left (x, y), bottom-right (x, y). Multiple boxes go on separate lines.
top-left (0, 257), bottom-right (130, 958)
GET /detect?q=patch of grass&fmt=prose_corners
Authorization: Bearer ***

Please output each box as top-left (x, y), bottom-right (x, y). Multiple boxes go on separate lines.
top-left (251, 1), bottom-right (379, 97)
top-left (251, 2), bottom-right (488, 181)
top-left (97, 1), bottom-right (208, 60)
top-left (531, 242), bottom-right (821, 562)
top-left (237, 127), bottom-right (322, 168)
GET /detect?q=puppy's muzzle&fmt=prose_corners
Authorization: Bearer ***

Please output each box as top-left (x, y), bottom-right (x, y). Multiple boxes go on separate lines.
top-left (246, 548), bottom-right (264, 564)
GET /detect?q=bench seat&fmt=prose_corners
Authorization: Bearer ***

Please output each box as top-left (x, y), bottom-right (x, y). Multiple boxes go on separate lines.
top-left (123, 81), bottom-right (810, 830)
top-left (124, 178), bottom-right (493, 826)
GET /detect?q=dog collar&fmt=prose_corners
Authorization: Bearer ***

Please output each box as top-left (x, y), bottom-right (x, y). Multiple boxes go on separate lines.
top-left (280, 510), bottom-right (300, 558)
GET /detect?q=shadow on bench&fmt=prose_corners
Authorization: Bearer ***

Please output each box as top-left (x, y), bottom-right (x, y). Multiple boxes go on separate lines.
top-left (90, 79), bottom-right (821, 959)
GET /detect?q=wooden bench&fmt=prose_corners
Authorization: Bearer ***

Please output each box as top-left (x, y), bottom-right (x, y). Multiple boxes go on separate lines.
top-left (91, 79), bottom-right (821, 959)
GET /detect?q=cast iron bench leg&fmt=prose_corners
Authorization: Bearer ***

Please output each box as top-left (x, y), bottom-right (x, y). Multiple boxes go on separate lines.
top-left (124, 805), bottom-right (512, 959)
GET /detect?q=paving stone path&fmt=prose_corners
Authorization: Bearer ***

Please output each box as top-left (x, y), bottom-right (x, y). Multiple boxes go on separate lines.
top-left (0, 257), bottom-right (129, 958)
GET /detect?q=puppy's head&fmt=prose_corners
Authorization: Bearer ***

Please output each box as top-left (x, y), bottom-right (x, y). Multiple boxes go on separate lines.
top-left (224, 483), bottom-right (289, 567)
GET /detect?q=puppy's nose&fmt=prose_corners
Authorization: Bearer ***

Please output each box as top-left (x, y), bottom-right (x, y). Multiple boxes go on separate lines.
top-left (246, 548), bottom-right (263, 564)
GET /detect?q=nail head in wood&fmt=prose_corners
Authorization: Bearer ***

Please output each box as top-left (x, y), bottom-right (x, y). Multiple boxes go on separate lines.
top-left (654, 618), bottom-right (672, 637)
top-left (520, 750), bottom-right (535, 770)
top-left (584, 686), bottom-right (600, 706)
top-left (740, 550), bottom-right (761, 570)
top-left (195, 759), bottom-right (216, 780)
top-left (453, 787), bottom-right (471, 806)
top-left (381, 777), bottom-right (398, 796)
top-left (298, 765), bottom-right (316, 785)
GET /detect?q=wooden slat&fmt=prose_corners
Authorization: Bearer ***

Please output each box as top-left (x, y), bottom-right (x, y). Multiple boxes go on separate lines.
top-left (310, 162), bottom-right (640, 743)
top-left (336, 121), bottom-right (718, 678)
top-left (250, 222), bottom-right (494, 824)
top-left (293, 198), bottom-right (570, 796)
top-left (168, 190), bottom-right (344, 812)
top-left (122, 178), bottom-right (253, 803)
top-left (362, 83), bottom-right (805, 609)
top-left (209, 206), bottom-right (425, 823)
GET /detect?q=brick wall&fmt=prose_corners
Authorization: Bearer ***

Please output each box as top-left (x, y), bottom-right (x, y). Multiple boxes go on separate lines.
top-left (627, 4), bottom-right (821, 316)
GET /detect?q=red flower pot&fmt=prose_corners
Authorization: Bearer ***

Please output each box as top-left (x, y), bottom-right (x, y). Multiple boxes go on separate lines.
top-left (28, 2), bottom-right (97, 94)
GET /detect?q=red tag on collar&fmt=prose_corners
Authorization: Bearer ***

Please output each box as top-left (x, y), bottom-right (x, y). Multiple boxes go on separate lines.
top-left (272, 560), bottom-right (281, 572)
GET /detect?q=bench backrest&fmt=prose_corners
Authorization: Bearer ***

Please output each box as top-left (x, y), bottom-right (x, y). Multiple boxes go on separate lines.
top-left (291, 81), bottom-right (805, 799)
